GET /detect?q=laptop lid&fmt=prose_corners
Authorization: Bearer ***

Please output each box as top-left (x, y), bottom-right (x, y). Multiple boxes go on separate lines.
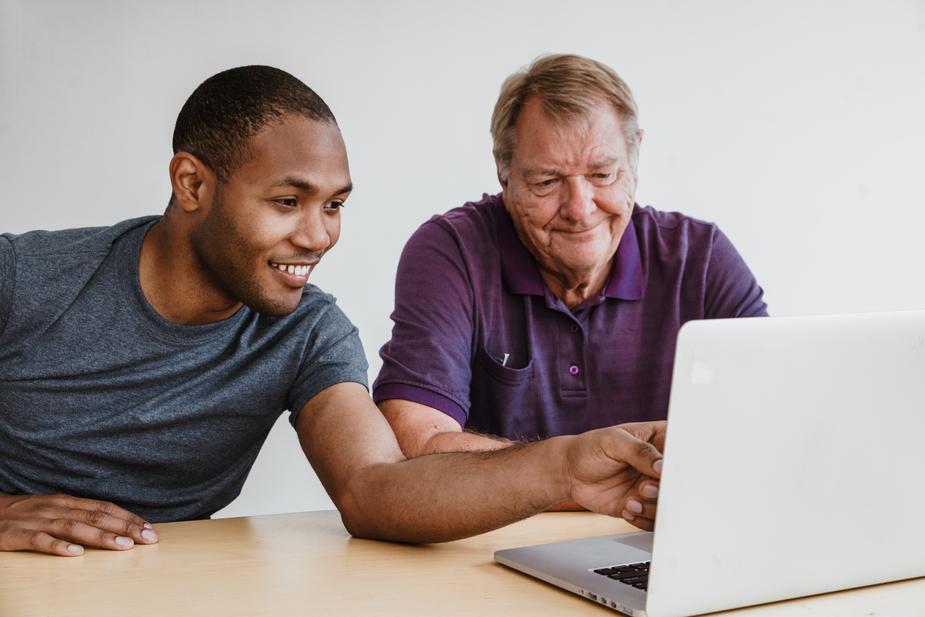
top-left (646, 311), bottom-right (925, 617)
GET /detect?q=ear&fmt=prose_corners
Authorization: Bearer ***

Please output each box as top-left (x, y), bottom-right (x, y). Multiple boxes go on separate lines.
top-left (496, 165), bottom-right (509, 190)
top-left (630, 128), bottom-right (644, 183)
top-left (169, 152), bottom-right (215, 213)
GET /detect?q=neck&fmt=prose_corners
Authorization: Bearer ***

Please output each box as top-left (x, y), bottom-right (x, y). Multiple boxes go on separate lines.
top-left (138, 214), bottom-right (242, 325)
top-left (539, 261), bottom-right (611, 309)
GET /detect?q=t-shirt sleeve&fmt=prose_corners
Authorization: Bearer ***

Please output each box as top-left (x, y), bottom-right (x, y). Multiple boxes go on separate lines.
top-left (704, 228), bottom-right (769, 318)
top-left (287, 299), bottom-right (369, 427)
top-left (0, 235), bottom-right (15, 338)
top-left (372, 220), bottom-right (475, 427)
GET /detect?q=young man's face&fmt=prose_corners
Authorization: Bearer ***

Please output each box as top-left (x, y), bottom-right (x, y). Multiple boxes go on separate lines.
top-left (192, 113), bottom-right (352, 316)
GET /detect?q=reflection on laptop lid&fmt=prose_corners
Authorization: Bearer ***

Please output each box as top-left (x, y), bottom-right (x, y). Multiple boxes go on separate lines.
top-left (496, 311), bottom-right (925, 616)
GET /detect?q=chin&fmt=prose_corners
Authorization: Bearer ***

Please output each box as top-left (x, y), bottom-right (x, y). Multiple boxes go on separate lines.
top-left (243, 293), bottom-right (303, 317)
top-left (562, 250), bottom-right (611, 270)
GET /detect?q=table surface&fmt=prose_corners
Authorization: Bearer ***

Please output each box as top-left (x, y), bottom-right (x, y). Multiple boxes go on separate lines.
top-left (2, 510), bottom-right (924, 617)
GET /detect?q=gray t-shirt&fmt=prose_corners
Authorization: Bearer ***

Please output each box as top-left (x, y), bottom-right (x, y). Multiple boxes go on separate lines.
top-left (0, 217), bottom-right (368, 522)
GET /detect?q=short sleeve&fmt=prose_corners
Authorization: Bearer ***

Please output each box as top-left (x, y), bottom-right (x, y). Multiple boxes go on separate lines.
top-left (287, 299), bottom-right (369, 426)
top-left (0, 235), bottom-right (15, 339)
top-left (704, 228), bottom-right (769, 318)
top-left (372, 220), bottom-right (476, 427)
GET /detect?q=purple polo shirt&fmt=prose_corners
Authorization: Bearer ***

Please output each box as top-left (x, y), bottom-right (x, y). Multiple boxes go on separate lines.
top-left (373, 193), bottom-right (767, 440)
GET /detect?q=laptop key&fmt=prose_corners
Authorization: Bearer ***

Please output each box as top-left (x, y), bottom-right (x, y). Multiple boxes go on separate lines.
top-left (612, 566), bottom-right (639, 575)
top-left (616, 575), bottom-right (648, 585)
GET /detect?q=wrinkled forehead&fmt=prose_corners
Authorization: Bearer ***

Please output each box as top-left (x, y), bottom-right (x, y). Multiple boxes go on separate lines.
top-left (512, 97), bottom-right (630, 165)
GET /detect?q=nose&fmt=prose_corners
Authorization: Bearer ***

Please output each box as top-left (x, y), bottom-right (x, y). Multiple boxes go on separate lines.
top-left (289, 207), bottom-right (331, 252)
top-left (559, 176), bottom-right (596, 224)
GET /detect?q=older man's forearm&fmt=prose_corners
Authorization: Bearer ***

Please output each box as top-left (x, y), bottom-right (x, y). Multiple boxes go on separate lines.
top-left (415, 430), bottom-right (512, 456)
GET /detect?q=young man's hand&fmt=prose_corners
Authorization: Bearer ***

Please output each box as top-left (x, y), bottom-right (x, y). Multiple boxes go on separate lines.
top-left (0, 492), bottom-right (158, 556)
top-left (564, 421), bottom-right (665, 530)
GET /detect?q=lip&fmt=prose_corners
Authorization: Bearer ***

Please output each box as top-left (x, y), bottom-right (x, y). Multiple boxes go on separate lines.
top-left (552, 225), bottom-right (602, 238)
top-left (270, 260), bottom-right (320, 266)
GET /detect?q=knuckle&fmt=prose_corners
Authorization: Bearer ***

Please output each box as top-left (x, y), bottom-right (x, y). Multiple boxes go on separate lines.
top-left (87, 510), bottom-right (108, 527)
top-left (28, 531), bottom-right (46, 551)
top-left (98, 501), bottom-right (117, 515)
top-left (56, 517), bottom-right (82, 533)
top-left (633, 440), bottom-right (656, 460)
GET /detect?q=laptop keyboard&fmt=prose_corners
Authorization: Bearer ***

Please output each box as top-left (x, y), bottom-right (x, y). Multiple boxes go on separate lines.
top-left (593, 561), bottom-right (650, 590)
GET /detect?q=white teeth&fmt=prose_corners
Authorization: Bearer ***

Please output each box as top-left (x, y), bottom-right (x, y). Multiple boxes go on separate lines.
top-left (270, 262), bottom-right (311, 277)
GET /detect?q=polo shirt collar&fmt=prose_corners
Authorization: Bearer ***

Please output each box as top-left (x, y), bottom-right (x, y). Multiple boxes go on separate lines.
top-left (497, 199), bottom-right (644, 301)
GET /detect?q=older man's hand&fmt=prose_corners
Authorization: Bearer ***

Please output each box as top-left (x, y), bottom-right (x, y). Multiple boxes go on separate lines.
top-left (563, 421), bottom-right (665, 531)
top-left (0, 492), bottom-right (159, 556)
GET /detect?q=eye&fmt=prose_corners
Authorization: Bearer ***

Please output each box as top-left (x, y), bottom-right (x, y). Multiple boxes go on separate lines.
top-left (324, 200), bottom-right (345, 212)
top-left (589, 171), bottom-right (617, 185)
top-left (272, 197), bottom-right (298, 208)
top-left (530, 178), bottom-right (559, 196)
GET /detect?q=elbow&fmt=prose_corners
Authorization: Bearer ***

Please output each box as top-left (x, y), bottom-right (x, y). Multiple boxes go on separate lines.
top-left (332, 465), bottom-right (394, 542)
top-left (333, 464), bottom-right (448, 544)
top-left (337, 489), bottom-right (386, 541)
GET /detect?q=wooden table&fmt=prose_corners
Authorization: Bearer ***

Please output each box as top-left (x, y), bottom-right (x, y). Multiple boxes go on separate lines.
top-left (2, 510), bottom-right (923, 616)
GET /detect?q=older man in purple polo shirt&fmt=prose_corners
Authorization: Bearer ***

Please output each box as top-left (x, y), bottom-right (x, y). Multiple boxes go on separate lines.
top-left (374, 54), bottom-right (766, 520)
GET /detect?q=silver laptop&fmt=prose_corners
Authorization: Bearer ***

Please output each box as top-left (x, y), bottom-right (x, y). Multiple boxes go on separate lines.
top-left (495, 311), bottom-right (925, 616)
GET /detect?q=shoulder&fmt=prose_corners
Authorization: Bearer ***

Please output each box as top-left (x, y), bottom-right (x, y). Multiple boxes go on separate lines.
top-left (632, 205), bottom-right (721, 245)
top-left (2, 217), bottom-right (159, 260)
top-left (0, 216), bottom-right (161, 343)
top-left (632, 204), bottom-right (737, 265)
top-left (409, 193), bottom-right (501, 248)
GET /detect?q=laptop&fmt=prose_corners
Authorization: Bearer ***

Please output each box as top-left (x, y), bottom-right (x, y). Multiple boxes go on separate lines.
top-left (495, 310), bottom-right (925, 616)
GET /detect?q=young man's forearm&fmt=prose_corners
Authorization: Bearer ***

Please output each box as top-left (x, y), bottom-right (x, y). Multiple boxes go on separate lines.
top-left (338, 436), bottom-right (571, 543)
top-left (411, 432), bottom-right (584, 512)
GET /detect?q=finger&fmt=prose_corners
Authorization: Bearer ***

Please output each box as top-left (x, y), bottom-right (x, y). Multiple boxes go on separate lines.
top-left (46, 518), bottom-right (136, 551)
top-left (636, 480), bottom-right (659, 502)
top-left (68, 508), bottom-right (158, 545)
top-left (1, 528), bottom-right (84, 557)
top-left (605, 428), bottom-right (663, 478)
top-left (29, 531), bottom-right (85, 556)
top-left (622, 512), bottom-right (655, 532)
top-left (622, 497), bottom-right (657, 521)
top-left (54, 495), bottom-right (151, 528)
top-left (618, 421), bottom-right (667, 448)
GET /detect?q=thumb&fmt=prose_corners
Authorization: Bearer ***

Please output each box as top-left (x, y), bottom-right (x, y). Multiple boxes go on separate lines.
top-left (604, 428), bottom-right (663, 478)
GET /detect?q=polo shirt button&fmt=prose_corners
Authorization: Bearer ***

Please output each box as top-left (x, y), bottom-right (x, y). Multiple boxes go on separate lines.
top-left (570, 324), bottom-right (579, 333)
top-left (568, 364), bottom-right (580, 376)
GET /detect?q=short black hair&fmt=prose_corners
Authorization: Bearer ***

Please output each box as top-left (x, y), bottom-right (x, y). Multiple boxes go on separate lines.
top-left (172, 65), bottom-right (336, 181)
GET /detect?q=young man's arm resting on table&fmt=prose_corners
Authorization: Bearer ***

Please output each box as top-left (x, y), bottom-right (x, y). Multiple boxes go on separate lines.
top-left (298, 383), bottom-right (662, 543)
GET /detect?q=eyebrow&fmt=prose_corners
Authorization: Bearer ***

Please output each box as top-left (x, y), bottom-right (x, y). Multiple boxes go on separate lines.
top-left (272, 176), bottom-right (353, 195)
top-left (523, 156), bottom-right (622, 177)
top-left (588, 156), bottom-right (620, 169)
top-left (524, 167), bottom-right (560, 177)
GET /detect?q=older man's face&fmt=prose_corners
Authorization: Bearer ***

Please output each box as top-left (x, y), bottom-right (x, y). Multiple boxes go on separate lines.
top-left (501, 95), bottom-right (639, 287)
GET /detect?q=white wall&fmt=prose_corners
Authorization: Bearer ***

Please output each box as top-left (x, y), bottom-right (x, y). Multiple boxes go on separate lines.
top-left (2, 0), bottom-right (923, 518)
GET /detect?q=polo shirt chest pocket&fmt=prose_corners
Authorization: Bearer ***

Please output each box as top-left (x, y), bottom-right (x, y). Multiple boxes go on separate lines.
top-left (468, 344), bottom-right (537, 440)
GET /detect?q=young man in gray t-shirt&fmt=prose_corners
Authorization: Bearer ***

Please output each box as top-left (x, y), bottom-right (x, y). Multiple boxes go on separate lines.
top-left (0, 65), bottom-right (664, 557)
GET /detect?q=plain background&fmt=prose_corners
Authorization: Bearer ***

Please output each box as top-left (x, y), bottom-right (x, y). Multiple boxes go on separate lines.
top-left (1, 0), bottom-right (923, 518)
